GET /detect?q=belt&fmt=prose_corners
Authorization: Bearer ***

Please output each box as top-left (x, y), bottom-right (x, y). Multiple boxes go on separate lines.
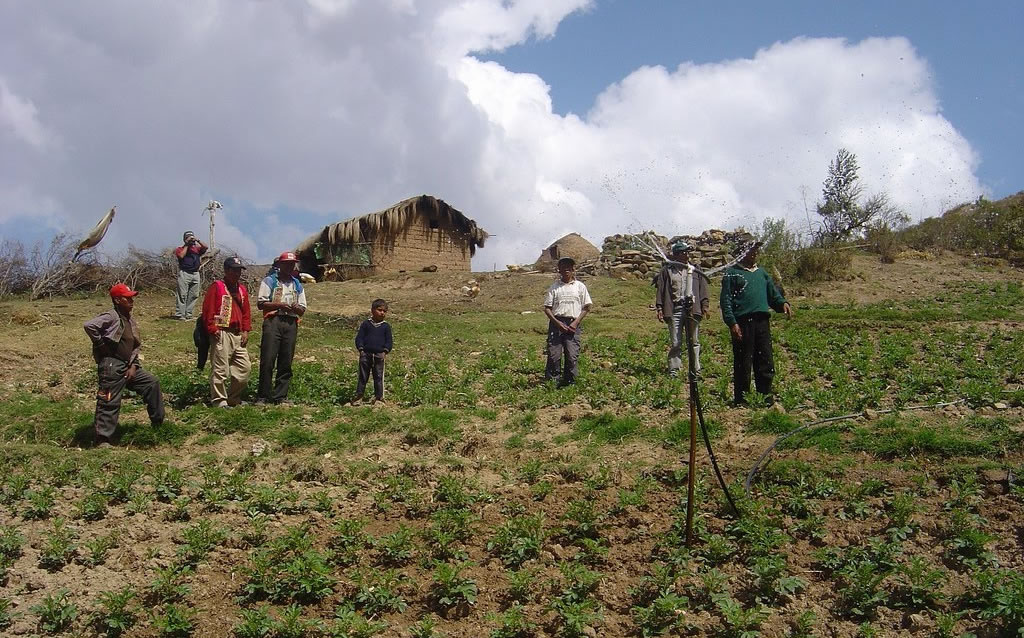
top-left (270, 314), bottom-right (298, 321)
top-left (222, 326), bottom-right (242, 334)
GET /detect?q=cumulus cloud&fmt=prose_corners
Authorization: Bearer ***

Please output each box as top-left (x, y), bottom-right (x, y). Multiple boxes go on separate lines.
top-left (0, 1), bottom-right (982, 270)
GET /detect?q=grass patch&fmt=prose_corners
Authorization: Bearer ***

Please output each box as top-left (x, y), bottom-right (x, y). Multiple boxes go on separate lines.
top-left (573, 412), bottom-right (642, 444)
top-left (0, 395), bottom-right (92, 445)
top-left (277, 425), bottom-right (318, 448)
top-left (748, 411), bottom-right (802, 434)
top-left (403, 408), bottom-right (461, 445)
top-left (850, 415), bottom-right (1003, 458)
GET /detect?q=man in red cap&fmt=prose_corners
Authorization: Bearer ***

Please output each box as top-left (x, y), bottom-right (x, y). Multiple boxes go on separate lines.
top-left (83, 283), bottom-right (165, 446)
top-left (257, 251), bottom-right (306, 404)
top-left (200, 257), bottom-right (252, 407)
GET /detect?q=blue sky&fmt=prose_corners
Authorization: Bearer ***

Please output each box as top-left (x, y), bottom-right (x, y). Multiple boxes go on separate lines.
top-left (487, 0), bottom-right (1022, 198)
top-left (0, 0), bottom-right (1018, 267)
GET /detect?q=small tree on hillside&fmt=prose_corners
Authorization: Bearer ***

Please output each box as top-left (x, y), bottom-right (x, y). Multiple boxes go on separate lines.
top-left (816, 148), bottom-right (907, 244)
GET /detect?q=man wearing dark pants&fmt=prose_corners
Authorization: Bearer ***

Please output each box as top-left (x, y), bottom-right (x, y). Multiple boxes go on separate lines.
top-left (174, 231), bottom-right (207, 320)
top-left (720, 241), bottom-right (792, 405)
top-left (257, 251), bottom-right (307, 404)
top-left (84, 283), bottom-right (164, 446)
top-left (543, 257), bottom-right (593, 387)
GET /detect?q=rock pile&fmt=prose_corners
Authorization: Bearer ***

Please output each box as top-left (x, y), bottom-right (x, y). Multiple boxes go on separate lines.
top-left (596, 229), bottom-right (756, 279)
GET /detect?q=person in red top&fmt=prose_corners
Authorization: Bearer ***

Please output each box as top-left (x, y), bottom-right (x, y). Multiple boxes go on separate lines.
top-left (200, 257), bottom-right (252, 407)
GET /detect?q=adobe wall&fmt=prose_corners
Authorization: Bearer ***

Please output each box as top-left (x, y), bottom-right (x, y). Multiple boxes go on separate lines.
top-left (371, 218), bottom-right (473, 273)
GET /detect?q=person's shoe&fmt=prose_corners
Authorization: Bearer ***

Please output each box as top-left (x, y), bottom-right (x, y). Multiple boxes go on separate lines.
top-left (273, 399), bottom-right (295, 406)
top-left (372, 397), bottom-right (386, 405)
top-left (349, 396), bottom-right (364, 406)
top-left (95, 435), bottom-right (113, 449)
top-left (212, 401), bottom-right (230, 408)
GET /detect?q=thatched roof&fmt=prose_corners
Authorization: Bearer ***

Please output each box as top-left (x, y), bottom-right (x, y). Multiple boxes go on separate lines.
top-left (535, 233), bottom-right (600, 271)
top-left (295, 195), bottom-right (488, 257)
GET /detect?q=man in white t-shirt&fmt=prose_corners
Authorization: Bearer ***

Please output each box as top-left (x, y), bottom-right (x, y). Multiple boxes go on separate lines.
top-left (543, 257), bottom-right (593, 386)
top-left (257, 251), bottom-right (307, 404)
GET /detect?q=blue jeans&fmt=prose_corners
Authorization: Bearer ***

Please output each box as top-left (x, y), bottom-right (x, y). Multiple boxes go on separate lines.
top-left (668, 306), bottom-right (701, 375)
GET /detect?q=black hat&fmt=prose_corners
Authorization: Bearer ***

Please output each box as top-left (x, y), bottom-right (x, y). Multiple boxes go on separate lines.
top-left (223, 256), bottom-right (246, 270)
top-left (557, 257), bottom-right (576, 269)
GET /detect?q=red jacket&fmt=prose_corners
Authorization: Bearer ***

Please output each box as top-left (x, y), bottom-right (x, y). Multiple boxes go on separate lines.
top-left (201, 280), bottom-right (251, 335)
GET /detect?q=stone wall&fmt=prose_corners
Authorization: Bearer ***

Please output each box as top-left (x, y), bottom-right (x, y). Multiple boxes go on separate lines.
top-left (594, 229), bottom-right (756, 279)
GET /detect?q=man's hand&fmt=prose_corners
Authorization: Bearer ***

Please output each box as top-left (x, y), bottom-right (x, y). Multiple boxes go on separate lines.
top-left (125, 365), bottom-right (138, 382)
top-left (568, 319), bottom-right (580, 332)
top-left (656, 308), bottom-right (664, 322)
top-left (701, 303), bottom-right (710, 317)
top-left (782, 303), bottom-right (793, 318)
top-left (241, 331), bottom-right (249, 347)
top-left (730, 324), bottom-right (743, 341)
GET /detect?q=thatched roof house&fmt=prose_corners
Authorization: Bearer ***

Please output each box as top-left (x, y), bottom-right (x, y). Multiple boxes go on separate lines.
top-left (295, 195), bottom-right (488, 280)
top-left (535, 233), bottom-right (600, 272)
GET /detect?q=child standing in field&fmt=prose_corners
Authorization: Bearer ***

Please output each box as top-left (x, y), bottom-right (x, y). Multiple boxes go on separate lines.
top-left (353, 299), bottom-right (393, 404)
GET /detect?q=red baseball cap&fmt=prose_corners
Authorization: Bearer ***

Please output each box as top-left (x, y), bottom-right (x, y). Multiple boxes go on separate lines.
top-left (277, 251), bottom-right (299, 262)
top-left (109, 283), bottom-right (139, 298)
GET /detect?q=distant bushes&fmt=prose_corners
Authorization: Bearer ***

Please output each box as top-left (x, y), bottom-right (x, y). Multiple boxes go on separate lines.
top-left (756, 218), bottom-right (852, 285)
top-left (897, 194), bottom-right (1024, 261)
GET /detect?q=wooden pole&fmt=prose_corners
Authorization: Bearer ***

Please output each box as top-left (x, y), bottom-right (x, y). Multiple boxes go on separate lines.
top-left (684, 302), bottom-right (698, 546)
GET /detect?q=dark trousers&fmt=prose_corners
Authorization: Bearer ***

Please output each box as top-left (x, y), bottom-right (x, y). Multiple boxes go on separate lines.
top-left (356, 352), bottom-right (386, 400)
top-left (259, 315), bottom-right (298, 402)
top-left (731, 313), bottom-right (775, 403)
top-left (93, 357), bottom-right (164, 441)
top-left (545, 317), bottom-right (582, 385)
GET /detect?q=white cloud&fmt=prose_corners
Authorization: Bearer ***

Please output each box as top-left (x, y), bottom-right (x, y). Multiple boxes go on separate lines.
top-left (0, 3), bottom-right (983, 271)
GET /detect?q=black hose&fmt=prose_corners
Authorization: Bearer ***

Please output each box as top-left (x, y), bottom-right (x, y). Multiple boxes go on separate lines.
top-left (683, 309), bottom-right (741, 517)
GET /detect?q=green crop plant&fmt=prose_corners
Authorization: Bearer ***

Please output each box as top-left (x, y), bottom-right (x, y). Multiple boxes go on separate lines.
top-left (836, 562), bottom-right (890, 619)
top-left (329, 517), bottom-right (370, 566)
top-left (328, 607), bottom-right (388, 637)
top-left (80, 533), bottom-right (118, 568)
top-left (505, 567), bottom-right (538, 603)
top-left (631, 592), bottom-right (690, 637)
top-left (431, 561), bottom-right (478, 610)
top-left (488, 512), bottom-right (547, 567)
top-left (148, 564), bottom-right (193, 604)
top-left (561, 497), bottom-right (602, 542)
top-left (530, 480), bottom-right (553, 501)
top-left (423, 508), bottom-right (476, 561)
top-left (375, 524), bottom-right (416, 566)
top-left (409, 617), bottom-right (447, 638)
top-left (786, 610), bottom-right (817, 638)
top-left (893, 556), bottom-right (946, 609)
top-left (943, 508), bottom-right (995, 567)
top-left (232, 605), bottom-right (273, 638)
top-left (126, 490), bottom-right (152, 515)
top-left (38, 518), bottom-right (77, 571)
top-left (152, 603), bottom-right (196, 637)
top-left (92, 587), bottom-right (137, 637)
top-left (488, 604), bottom-right (536, 638)
top-left (0, 597), bottom-right (14, 631)
top-left (164, 496), bottom-right (192, 522)
top-left (549, 598), bottom-right (602, 638)
top-left (154, 465), bottom-right (186, 502)
top-left (178, 519), bottom-right (228, 565)
top-left (22, 486), bottom-right (56, 520)
top-left (76, 491), bottom-right (108, 521)
top-left (271, 604), bottom-right (324, 638)
top-left (715, 595), bottom-right (768, 638)
top-left (351, 568), bottom-right (408, 616)
top-left (32, 588), bottom-right (78, 634)
top-left (103, 466), bottom-right (143, 504)
top-left (556, 561), bottom-right (603, 605)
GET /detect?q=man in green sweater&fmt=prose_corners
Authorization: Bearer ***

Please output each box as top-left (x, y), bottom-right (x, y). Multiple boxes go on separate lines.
top-left (720, 241), bottom-right (792, 405)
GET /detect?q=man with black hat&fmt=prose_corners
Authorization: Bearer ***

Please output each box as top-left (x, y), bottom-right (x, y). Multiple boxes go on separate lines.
top-left (173, 231), bottom-right (208, 320)
top-left (720, 241), bottom-right (792, 406)
top-left (257, 251), bottom-right (307, 404)
top-left (655, 240), bottom-right (710, 377)
top-left (200, 257), bottom-right (252, 407)
top-left (543, 257), bottom-right (593, 386)
top-left (84, 283), bottom-right (165, 446)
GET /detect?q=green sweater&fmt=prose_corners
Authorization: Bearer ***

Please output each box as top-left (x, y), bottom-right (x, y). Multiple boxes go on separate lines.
top-left (719, 265), bottom-right (788, 327)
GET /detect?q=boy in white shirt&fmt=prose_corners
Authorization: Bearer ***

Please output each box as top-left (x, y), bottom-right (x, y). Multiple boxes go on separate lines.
top-left (542, 257), bottom-right (593, 386)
